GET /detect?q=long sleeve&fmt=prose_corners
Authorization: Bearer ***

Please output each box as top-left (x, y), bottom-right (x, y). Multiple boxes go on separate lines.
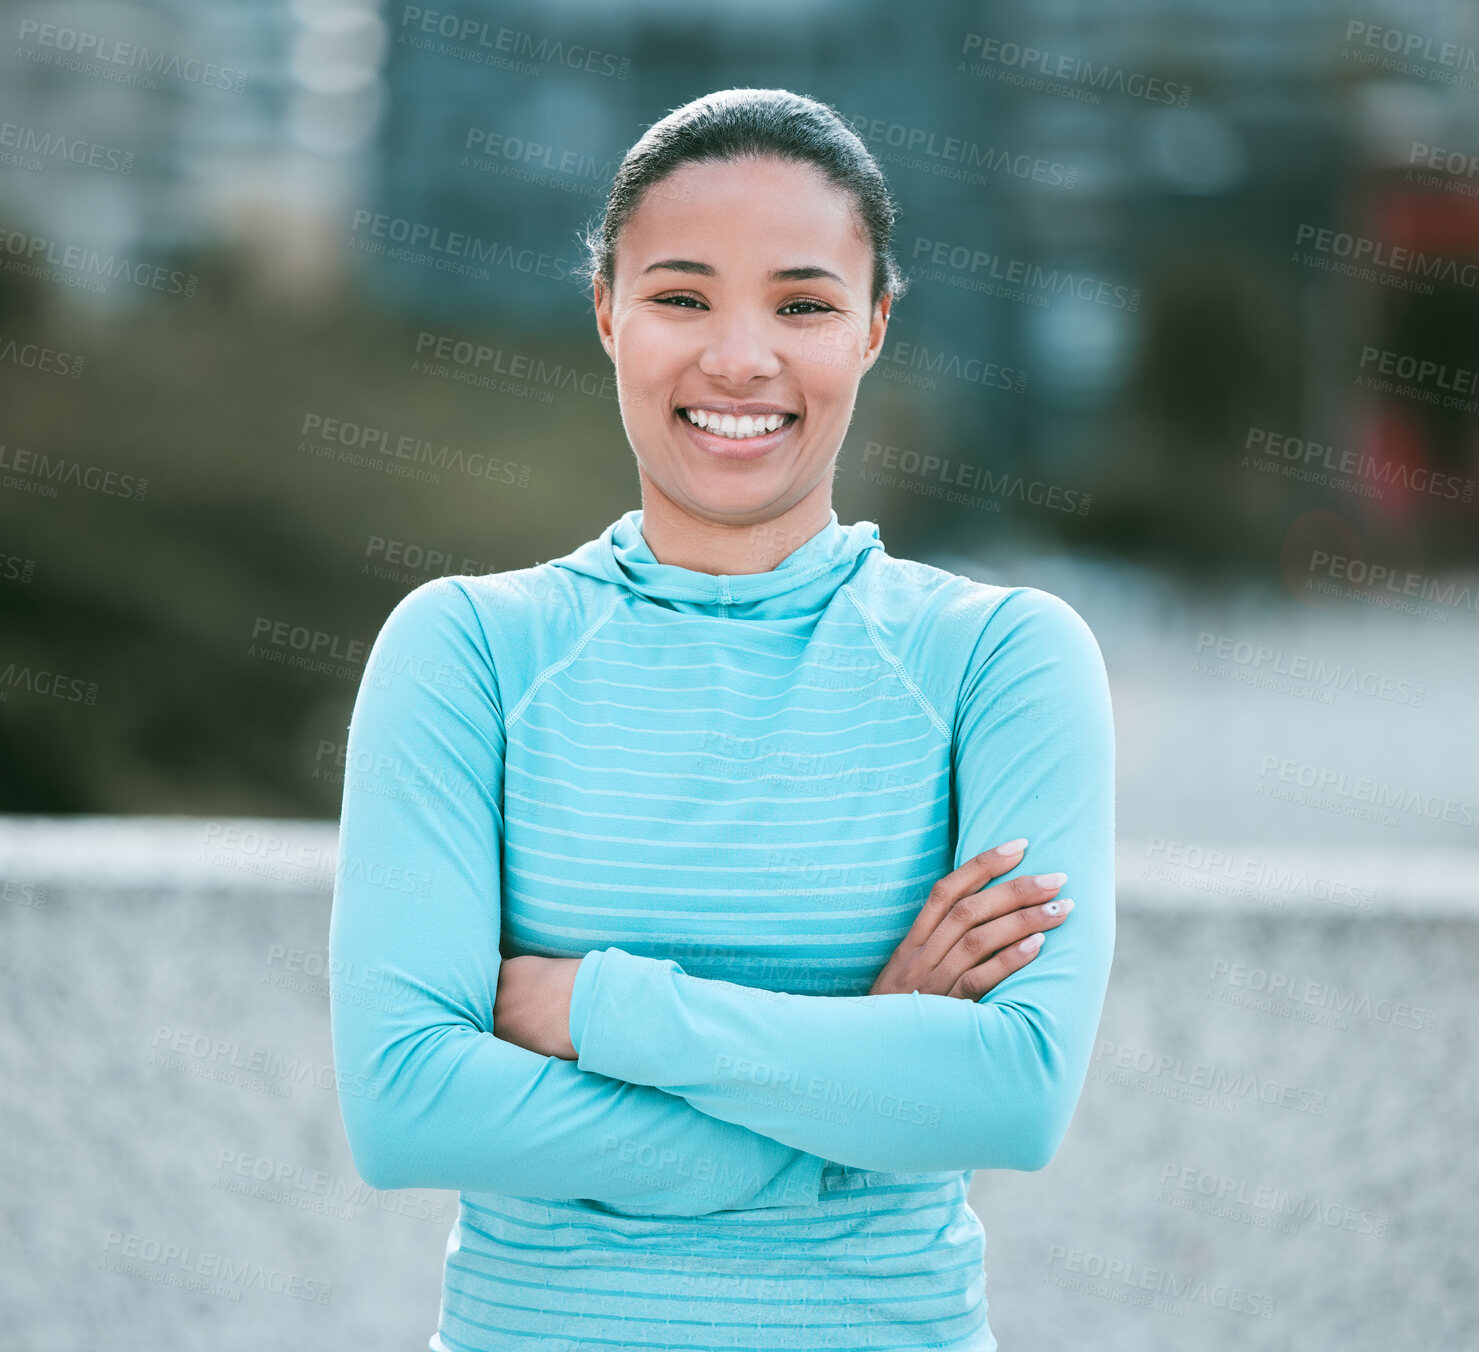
top-left (566, 586), bottom-right (1116, 1175)
top-left (328, 576), bottom-right (828, 1215)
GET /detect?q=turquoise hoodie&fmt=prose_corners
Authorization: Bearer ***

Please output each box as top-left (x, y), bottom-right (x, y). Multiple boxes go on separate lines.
top-left (329, 507), bottom-right (1116, 1352)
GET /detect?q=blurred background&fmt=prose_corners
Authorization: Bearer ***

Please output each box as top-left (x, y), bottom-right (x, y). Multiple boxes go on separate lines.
top-left (2, 0), bottom-right (1475, 1348)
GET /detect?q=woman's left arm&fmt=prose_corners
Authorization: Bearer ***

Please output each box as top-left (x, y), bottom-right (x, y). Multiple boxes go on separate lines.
top-left (564, 587), bottom-right (1116, 1175)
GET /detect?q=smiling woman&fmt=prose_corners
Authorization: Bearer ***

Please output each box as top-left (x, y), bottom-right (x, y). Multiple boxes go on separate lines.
top-left (329, 88), bottom-right (1116, 1352)
top-left (582, 91), bottom-right (907, 571)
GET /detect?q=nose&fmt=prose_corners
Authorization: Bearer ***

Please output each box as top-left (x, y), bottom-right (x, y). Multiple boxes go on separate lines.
top-left (697, 307), bottom-right (783, 387)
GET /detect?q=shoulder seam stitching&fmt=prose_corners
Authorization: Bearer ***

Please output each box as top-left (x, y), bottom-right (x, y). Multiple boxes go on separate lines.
top-left (839, 581), bottom-right (952, 741)
top-left (505, 588), bottom-right (624, 730)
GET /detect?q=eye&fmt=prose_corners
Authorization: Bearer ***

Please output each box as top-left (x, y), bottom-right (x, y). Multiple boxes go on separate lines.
top-left (650, 293), bottom-right (836, 315)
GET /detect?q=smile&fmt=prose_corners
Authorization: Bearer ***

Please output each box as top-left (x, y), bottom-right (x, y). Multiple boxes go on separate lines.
top-left (674, 407), bottom-right (800, 461)
top-left (680, 408), bottom-right (797, 440)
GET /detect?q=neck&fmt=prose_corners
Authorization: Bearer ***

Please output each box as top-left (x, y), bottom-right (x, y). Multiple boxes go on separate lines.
top-left (636, 475), bottom-right (835, 576)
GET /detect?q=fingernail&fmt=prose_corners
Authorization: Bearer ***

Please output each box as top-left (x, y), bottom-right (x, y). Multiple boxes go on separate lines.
top-left (1034, 872), bottom-right (1067, 888)
top-left (1043, 898), bottom-right (1074, 916)
top-left (994, 838), bottom-right (1029, 856)
top-left (1018, 933), bottom-right (1044, 952)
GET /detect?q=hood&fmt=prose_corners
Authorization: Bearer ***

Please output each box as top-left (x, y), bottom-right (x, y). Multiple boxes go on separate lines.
top-left (547, 508), bottom-right (884, 620)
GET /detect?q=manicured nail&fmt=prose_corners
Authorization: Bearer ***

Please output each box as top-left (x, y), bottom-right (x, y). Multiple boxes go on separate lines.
top-left (1018, 933), bottom-right (1044, 952)
top-left (1043, 899), bottom-right (1074, 916)
top-left (994, 838), bottom-right (1029, 856)
top-left (1034, 872), bottom-right (1067, 888)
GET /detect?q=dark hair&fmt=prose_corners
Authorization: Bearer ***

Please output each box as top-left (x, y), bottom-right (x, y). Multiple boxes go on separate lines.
top-left (576, 88), bottom-right (909, 312)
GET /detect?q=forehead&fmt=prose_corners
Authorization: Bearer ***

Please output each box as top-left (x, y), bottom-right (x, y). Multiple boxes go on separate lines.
top-left (617, 156), bottom-right (870, 285)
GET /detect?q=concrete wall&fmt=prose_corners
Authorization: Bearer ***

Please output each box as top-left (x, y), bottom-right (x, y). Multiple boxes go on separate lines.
top-left (1, 815), bottom-right (1472, 1350)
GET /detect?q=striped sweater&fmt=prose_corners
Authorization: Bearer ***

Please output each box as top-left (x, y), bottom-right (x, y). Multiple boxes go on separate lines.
top-left (329, 507), bottom-right (1116, 1351)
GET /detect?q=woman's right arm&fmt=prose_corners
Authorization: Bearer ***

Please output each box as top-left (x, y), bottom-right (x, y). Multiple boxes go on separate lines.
top-left (328, 576), bottom-right (826, 1216)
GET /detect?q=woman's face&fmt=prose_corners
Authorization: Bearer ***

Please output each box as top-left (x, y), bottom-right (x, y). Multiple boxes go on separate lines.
top-left (594, 155), bottom-right (891, 527)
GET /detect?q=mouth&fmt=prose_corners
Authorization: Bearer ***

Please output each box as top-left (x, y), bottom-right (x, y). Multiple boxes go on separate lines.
top-left (674, 406), bottom-right (800, 461)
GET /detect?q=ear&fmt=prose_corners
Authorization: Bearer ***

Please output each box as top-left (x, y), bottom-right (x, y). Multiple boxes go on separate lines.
top-left (859, 291), bottom-right (892, 373)
top-left (594, 277), bottom-right (615, 361)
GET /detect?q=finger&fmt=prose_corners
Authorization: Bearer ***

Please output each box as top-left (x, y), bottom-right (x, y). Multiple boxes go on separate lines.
top-left (911, 868), bottom-right (1067, 974)
top-left (899, 838), bottom-right (1030, 951)
top-left (935, 897), bottom-right (1074, 997)
top-left (946, 929), bottom-right (1047, 1001)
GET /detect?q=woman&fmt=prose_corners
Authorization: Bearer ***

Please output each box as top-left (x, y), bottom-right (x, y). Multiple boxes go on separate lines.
top-left (329, 88), bottom-right (1115, 1352)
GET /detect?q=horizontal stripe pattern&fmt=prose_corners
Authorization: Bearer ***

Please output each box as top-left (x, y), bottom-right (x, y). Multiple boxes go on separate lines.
top-left (439, 1172), bottom-right (989, 1351)
top-left (502, 604), bottom-right (953, 989)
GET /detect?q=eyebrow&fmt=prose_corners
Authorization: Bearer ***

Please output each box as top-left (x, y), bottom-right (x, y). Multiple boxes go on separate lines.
top-left (640, 259), bottom-right (847, 286)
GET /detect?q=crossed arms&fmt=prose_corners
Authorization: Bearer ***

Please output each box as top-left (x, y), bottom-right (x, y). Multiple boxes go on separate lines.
top-left (328, 576), bottom-right (1115, 1214)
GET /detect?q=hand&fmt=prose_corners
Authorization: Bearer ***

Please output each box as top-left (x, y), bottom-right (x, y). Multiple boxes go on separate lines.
top-left (868, 840), bottom-right (1072, 1000)
top-left (493, 955), bottom-right (582, 1060)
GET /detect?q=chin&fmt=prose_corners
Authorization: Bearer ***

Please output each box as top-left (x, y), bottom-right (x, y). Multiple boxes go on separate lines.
top-left (655, 474), bottom-right (789, 522)
top-left (684, 489), bottom-right (788, 523)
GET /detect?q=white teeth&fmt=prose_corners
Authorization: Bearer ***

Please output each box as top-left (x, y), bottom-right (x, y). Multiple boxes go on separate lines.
top-left (684, 409), bottom-right (791, 438)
